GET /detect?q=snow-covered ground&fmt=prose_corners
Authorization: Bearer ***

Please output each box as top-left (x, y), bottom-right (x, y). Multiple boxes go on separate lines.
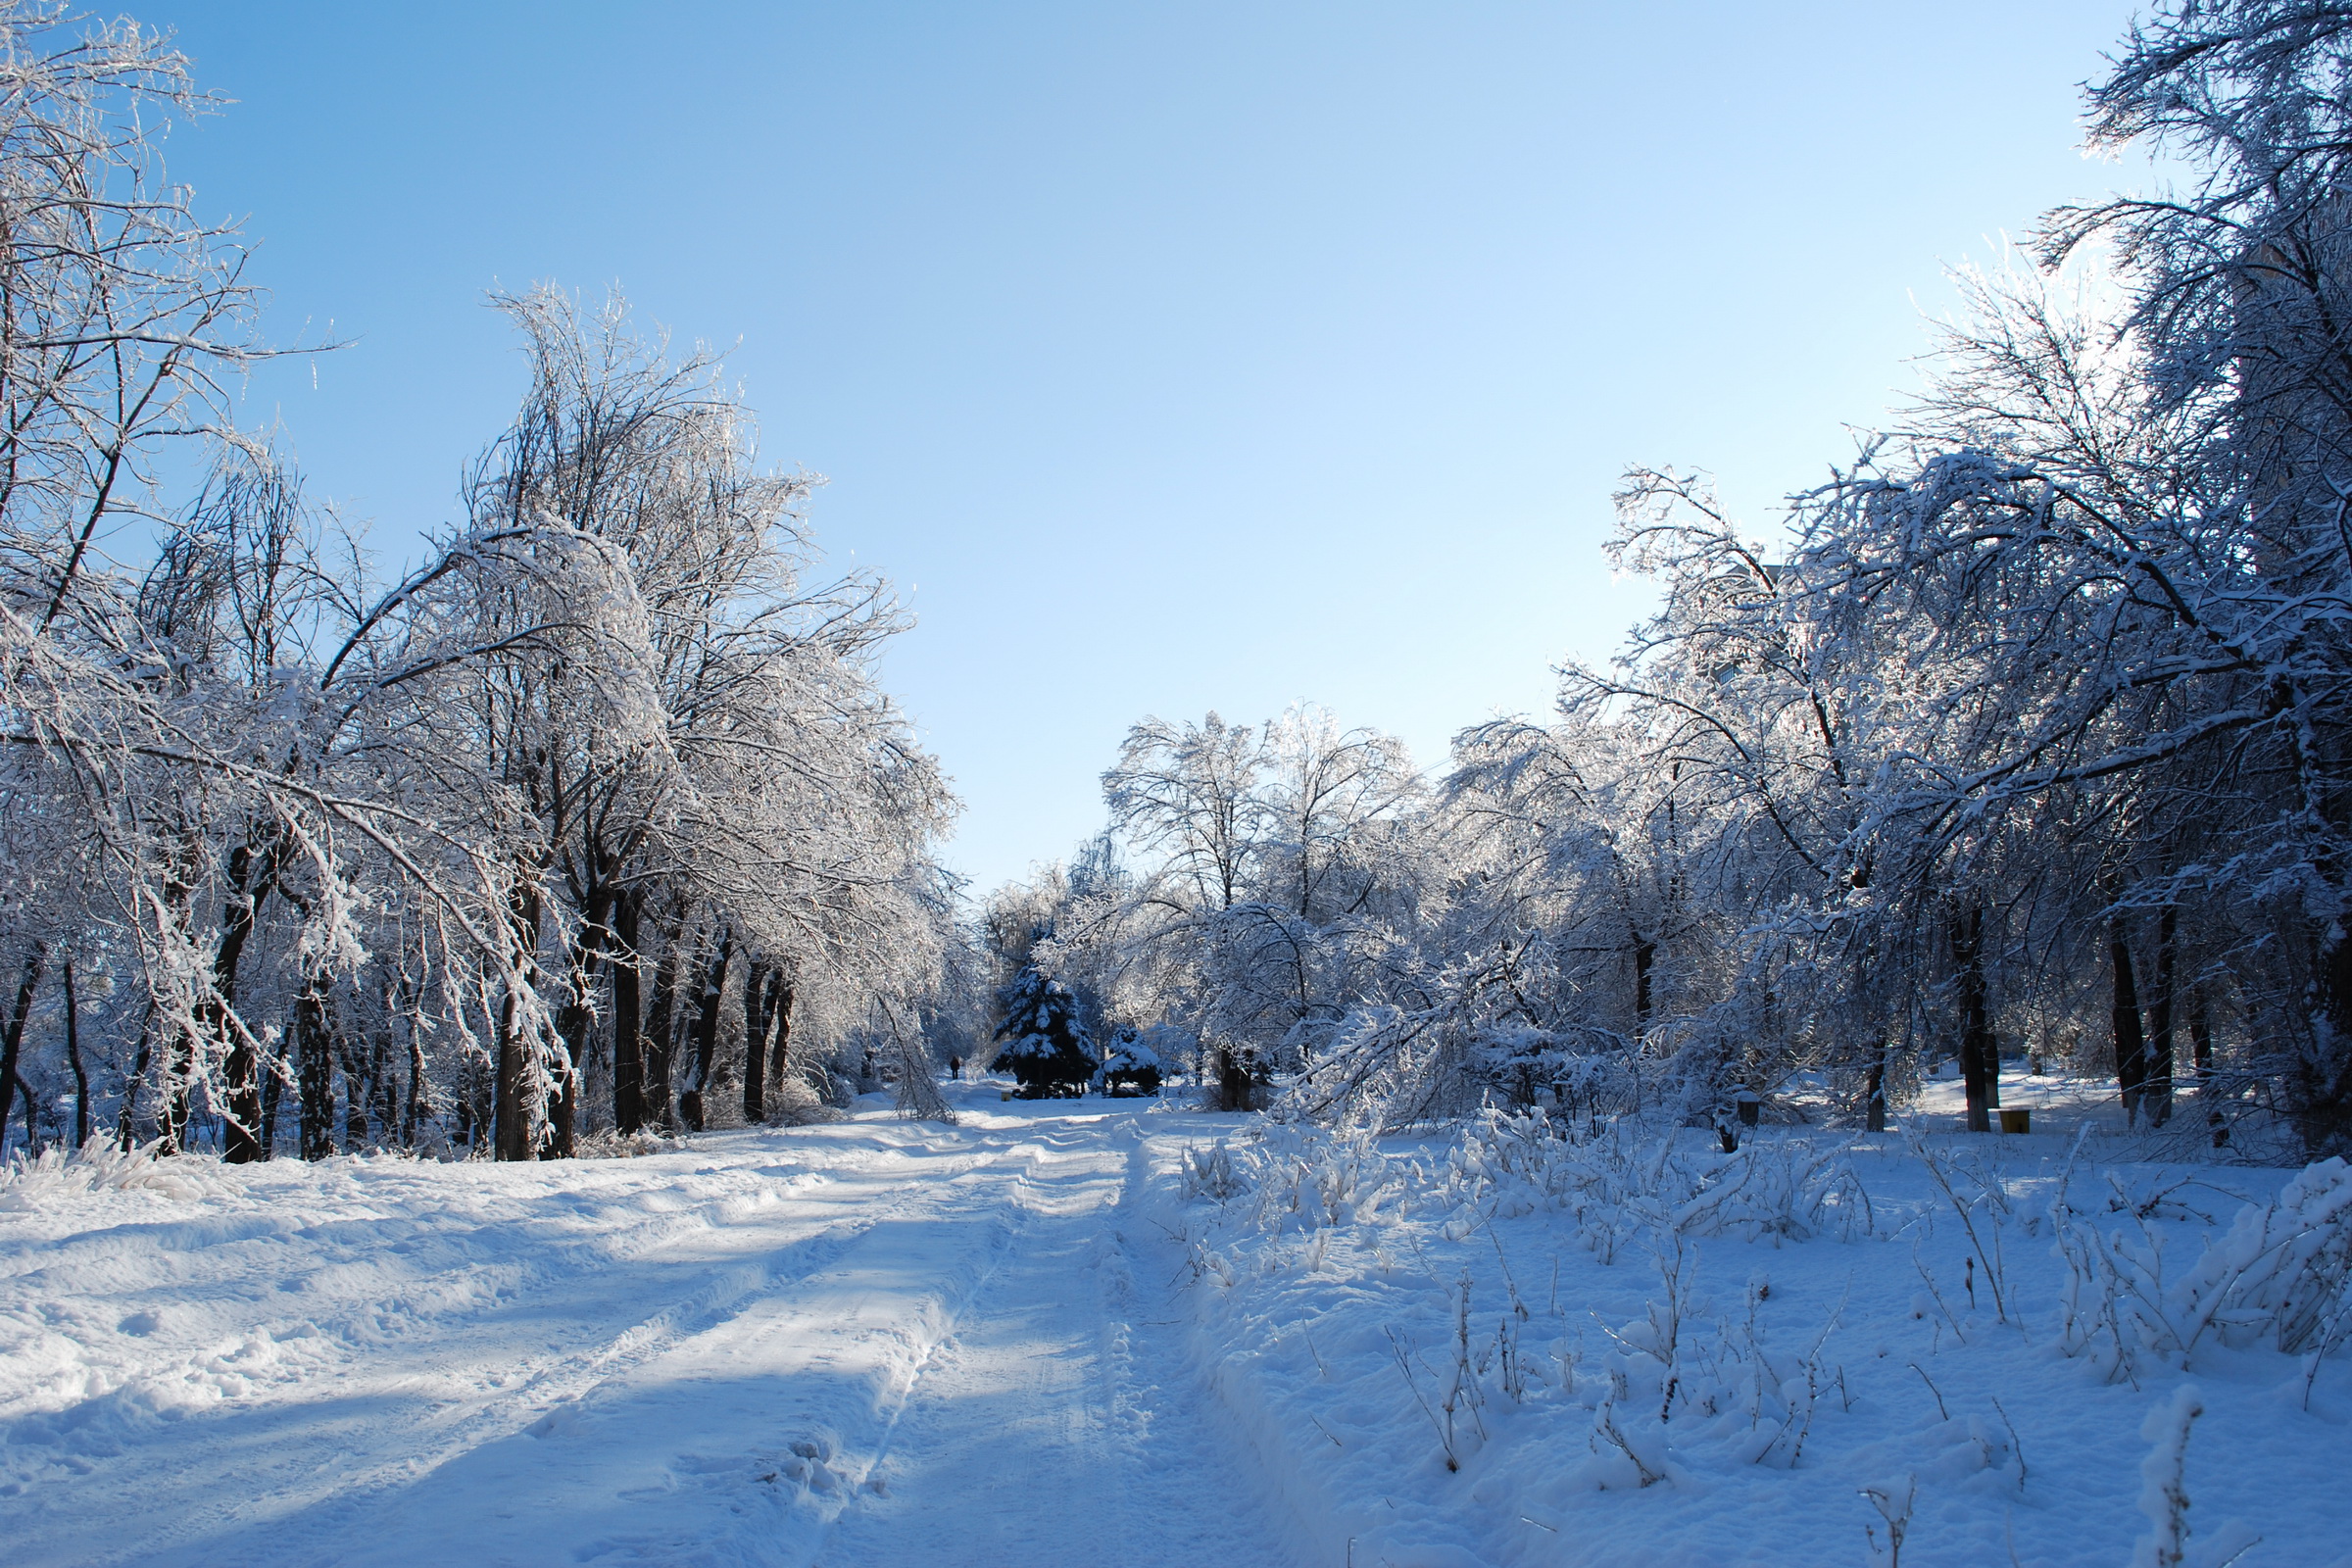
top-left (0, 1084), bottom-right (1300, 1567)
top-left (4, 1075), bottom-right (2350, 1567)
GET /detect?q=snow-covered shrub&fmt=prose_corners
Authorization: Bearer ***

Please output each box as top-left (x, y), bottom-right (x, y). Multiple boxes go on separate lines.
top-left (1180, 1140), bottom-right (1250, 1203)
top-left (2053, 1153), bottom-right (2352, 1384)
top-left (1244, 1123), bottom-right (1400, 1232)
top-left (1573, 1240), bottom-right (1841, 1489)
top-left (1439, 1109), bottom-right (1871, 1260)
top-left (1092, 1026), bottom-right (1163, 1097)
top-left (572, 1127), bottom-right (686, 1158)
top-left (759, 1069), bottom-right (843, 1127)
top-left (891, 1031), bottom-right (957, 1123)
top-left (1908, 1136), bottom-right (2013, 1321)
top-left (1669, 1137), bottom-right (1872, 1246)
top-left (1388, 1270), bottom-right (1490, 1472)
top-left (0, 1137), bottom-right (235, 1205)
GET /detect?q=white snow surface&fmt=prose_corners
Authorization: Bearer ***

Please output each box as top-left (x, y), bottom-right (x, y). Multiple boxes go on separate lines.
top-left (0, 1086), bottom-right (1300, 1567)
top-left (5, 1076), bottom-right (2351, 1567)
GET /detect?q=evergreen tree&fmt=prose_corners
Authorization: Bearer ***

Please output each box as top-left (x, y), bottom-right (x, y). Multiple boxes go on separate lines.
top-left (992, 956), bottom-right (1096, 1098)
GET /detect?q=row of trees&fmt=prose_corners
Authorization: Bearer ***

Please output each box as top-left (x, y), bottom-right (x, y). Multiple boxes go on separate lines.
top-left (998, 0), bottom-right (2352, 1157)
top-left (0, 7), bottom-right (963, 1163)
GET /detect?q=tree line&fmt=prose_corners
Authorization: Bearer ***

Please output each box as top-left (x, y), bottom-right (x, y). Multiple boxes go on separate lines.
top-left (0, 7), bottom-right (967, 1164)
top-left (997, 0), bottom-right (2352, 1158)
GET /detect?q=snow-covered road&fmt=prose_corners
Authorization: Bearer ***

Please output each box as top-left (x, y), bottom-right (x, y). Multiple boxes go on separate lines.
top-left (0, 1087), bottom-right (1301, 1568)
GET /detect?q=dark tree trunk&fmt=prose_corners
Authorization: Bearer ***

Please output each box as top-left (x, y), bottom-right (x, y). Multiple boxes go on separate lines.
top-left (118, 1004), bottom-right (153, 1151)
top-left (297, 975), bottom-right (337, 1161)
top-left (260, 1038), bottom-right (285, 1157)
top-left (2147, 906), bottom-right (2179, 1128)
top-left (216, 836), bottom-right (274, 1163)
top-left (642, 906), bottom-right (685, 1134)
top-left (1631, 930), bottom-right (1655, 1045)
top-left (493, 878), bottom-right (543, 1163)
top-left (741, 961), bottom-right (775, 1125)
top-left (460, 1051), bottom-right (490, 1152)
top-left (63, 958), bottom-right (86, 1148)
top-left (0, 946), bottom-right (44, 1159)
top-left (340, 1030), bottom-right (371, 1152)
top-left (1952, 901), bottom-right (1994, 1133)
top-left (766, 977), bottom-right (796, 1114)
top-left (2191, 986), bottom-right (2213, 1078)
top-left (402, 979), bottom-right (427, 1148)
top-left (612, 888), bottom-right (647, 1135)
top-left (2112, 916), bottom-right (2150, 1126)
top-left (2301, 914), bottom-right (2352, 1152)
top-left (2190, 984), bottom-right (2228, 1147)
top-left (547, 886), bottom-right (610, 1159)
top-left (679, 925), bottom-right (732, 1133)
top-left (1218, 1047), bottom-right (1251, 1112)
top-left (369, 1007), bottom-right (398, 1150)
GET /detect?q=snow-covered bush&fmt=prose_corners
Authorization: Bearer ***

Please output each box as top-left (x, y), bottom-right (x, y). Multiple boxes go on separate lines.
top-left (2053, 1153), bottom-right (2352, 1385)
top-left (0, 1137), bottom-right (236, 1206)
top-left (1438, 1109), bottom-right (1872, 1260)
top-left (1093, 1026), bottom-right (1163, 1097)
top-left (1569, 1240), bottom-right (1846, 1489)
top-left (1241, 1123), bottom-right (1401, 1232)
top-left (572, 1127), bottom-right (688, 1158)
top-left (1179, 1139), bottom-right (1250, 1203)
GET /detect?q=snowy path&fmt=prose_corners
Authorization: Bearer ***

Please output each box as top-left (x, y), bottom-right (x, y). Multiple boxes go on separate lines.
top-left (817, 1120), bottom-right (1290, 1567)
top-left (0, 1088), bottom-right (1299, 1568)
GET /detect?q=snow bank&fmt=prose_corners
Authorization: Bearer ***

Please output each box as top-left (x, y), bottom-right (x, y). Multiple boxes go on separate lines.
top-left (9, 1089), bottom-right (2350, 1568)
top-left (1145, 1111), bottom-right (2352, 1567)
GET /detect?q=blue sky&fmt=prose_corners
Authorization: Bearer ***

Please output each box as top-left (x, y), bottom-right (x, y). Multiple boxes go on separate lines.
top-left (148, 1), bottom-right (2146, 894)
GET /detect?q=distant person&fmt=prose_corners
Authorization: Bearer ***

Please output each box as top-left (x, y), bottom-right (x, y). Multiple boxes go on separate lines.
top-left (948, 1054), bottom-right (961, 1080)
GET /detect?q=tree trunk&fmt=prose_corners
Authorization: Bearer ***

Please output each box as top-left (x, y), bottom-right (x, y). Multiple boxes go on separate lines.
top-left (547, 886), bottom-right (610, 1159)
top-left (1953, 901), bottom-right (1994, 1133)
top-left (679, 925), bottom-right (732, 1133)
top-left (2112, 916), bottom-right (2149, 1126)
top-left (216, 835), bottom-right (273, 1163)
top-left (642, 905), bottom-right (685, 1134)
top-left (2147, 906), bottom-right (2179, 1128)
top-left (0, 946), bottom-right (44, 1159)
top-left (63, 958), bottom-right (86, 1148)
top-left (1863, 1038), bottom-right (1890, 1132)
top-left (1218, 1046), bottom-right (1251, 1112)
top-left (1631, 931), bottom-right (1655, 1045)
top-left (118, 1004), bottom-right (153, 1152)
top-left (493, 877), bottom-right (544, 1163)
top-left (369, 1007), bottom-right (398, 1150)
top-left (766, 977), bottom-right (796, 1116)
top-left (260, 1037), bottom-right (285, 1157)
top-left (340, 1029), bottom-right (371, 1152)
top-left (402, 981), bottom-right (427, 1148)
top-left (297, 975), bottom-right (337, 1161)
top-left (612, 888), bottom-right (647, 1135)
top-left (2190, 983), bottom-right (2228, 1147)
top-left (2190, 986), bottom-right (2213, 1078)
top-left (741, 961), bottom-right (774, 1125)
top-left (2286, 878), bottom-right (2352, 1152)
top-left (161, 1029), bottom-right (192, 1154)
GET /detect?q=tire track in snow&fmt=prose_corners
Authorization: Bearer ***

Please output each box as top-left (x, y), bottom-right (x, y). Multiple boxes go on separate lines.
top-left (3, 1124), bottom-right (1018, 1568)
top-left (3, 1103), bottom-right (1301, 1568)
top-left (305, 1127), bottom-right (1072, 1568)
top-left (810, 1112), bottom-right (1300, 1568)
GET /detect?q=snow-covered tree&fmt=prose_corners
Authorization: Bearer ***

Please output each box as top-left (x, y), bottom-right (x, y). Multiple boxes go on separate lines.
top-left (992, 951), bottom-right (1096, 1099)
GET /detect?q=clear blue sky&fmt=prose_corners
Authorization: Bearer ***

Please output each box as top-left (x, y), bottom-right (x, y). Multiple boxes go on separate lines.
top-left (148, 1), bottom-right (2146, 895)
